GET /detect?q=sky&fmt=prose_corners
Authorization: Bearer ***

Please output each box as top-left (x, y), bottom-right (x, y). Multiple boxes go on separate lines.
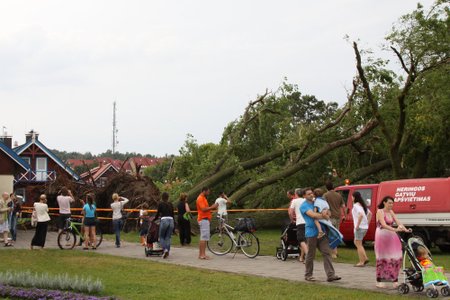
top-left (0, 0), bottom-right (435, 157)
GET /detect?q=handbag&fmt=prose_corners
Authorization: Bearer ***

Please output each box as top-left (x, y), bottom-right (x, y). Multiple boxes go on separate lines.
top-left (183, 212), bottom-right (192, 221)
top-left (120, 203), bottom-right (129, 221)
top-left (31, 210), bottom-right (38, 227)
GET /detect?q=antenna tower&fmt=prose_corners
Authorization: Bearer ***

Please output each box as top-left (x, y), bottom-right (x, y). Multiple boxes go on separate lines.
top-left (112, 101), bottom-right (118, 154)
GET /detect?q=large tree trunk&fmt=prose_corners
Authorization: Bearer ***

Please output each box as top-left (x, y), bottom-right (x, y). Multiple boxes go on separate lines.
top-left (347, 159), bottom-right (392, 183)
top-left (412, 147), bottom-right (431, 178)
top-left (186, 88), bottom-right (356, 202)
top-left (230, 119), bottom-right (379, 205)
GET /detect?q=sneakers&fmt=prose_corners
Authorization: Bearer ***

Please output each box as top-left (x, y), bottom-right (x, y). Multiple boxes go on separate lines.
top-left (162, 250), bottom-right (169, 259)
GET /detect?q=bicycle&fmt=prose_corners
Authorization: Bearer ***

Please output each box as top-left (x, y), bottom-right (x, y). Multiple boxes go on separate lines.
top-left (57, 218), bottom-right (103, 250)
top-left (207, 216), bottom-right (260, 258)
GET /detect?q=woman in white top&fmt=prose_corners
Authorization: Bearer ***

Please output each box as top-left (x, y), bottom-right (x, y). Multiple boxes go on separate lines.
top-left (110, 193), bottom-right (129, 248)
top-left (352, 191), bottom-right (372, 267)
top-left (31, 194), bottom-right (51, 249)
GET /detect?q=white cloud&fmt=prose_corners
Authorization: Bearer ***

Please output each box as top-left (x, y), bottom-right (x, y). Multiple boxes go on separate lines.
top-left (0, 0), bottom-right (435, 156)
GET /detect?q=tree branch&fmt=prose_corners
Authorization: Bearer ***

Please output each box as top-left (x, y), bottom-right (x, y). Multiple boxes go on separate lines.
top-left (231, 118), bottom-right (379, 204)
top-left (391, 46), bottom-right (409, 73)
top-left (353, 42), bottom-right (392, 143)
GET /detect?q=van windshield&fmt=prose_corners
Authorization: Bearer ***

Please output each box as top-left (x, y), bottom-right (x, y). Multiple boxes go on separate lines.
top-left (337, 190), bottom-right (349, 207)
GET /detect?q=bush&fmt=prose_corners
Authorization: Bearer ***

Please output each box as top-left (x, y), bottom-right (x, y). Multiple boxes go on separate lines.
top-left (0, 271), bottom-right (103, 294)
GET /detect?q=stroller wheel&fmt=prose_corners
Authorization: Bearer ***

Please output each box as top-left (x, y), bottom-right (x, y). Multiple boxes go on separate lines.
top-left (276, 248), bottom-right (282, 260)
top-left (413, 285), bottom-right (424, 292)
top-left (441, 286), bottom-right (449, 297)
top-left (398, 283), bottom-right (409, 294)
top-left (281, 249), bottom-right (288, 261)
top-left (426, 288), bottom-right (438, 298)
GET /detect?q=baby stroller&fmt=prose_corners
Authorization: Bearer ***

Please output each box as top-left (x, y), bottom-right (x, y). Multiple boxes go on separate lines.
top-left (276, 223), bottom-right (299, 261)
top-left (397, 234), bottom-right (449, 298)
top-left (145, 218), bottom-right (164, 257)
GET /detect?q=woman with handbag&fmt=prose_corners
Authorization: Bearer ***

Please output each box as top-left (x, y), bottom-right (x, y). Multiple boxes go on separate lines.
top-left (31, 194), bottom-right (51, 250)
top-left (177, 193), bottom-right (192, 246)
top-left (110, 193), bottom-right (129, 248)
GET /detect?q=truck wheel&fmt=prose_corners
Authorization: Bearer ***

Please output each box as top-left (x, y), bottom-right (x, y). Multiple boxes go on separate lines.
top-left (438, 245), bottom-right (450, 253)
top-left (413, 232), bottom-right (431, 248)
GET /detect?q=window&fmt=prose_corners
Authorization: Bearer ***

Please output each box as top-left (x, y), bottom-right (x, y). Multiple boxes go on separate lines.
top-left (338, 189), bottom-right (350, 207)
top-left (355, 188), bottom-right (373, 207)
top-left (15, 188), bottom-right (26, 203)
top-left (36, 157), bottom-right (48, 181)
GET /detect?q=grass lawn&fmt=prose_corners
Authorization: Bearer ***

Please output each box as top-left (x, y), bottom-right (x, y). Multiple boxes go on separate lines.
top-left (105, 229), bottom-right (450, 267)
top-left (1, 249), bottom-right (409, 300)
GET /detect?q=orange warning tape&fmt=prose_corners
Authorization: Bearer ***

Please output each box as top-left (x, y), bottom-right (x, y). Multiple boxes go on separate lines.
top-left (20, 207), bottom-right (288, 221)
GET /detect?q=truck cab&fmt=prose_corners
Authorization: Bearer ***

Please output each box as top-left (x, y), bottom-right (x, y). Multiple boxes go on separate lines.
top-left (335, 184), bottom-right (378, 243)
top-left (335, 177), bottom-right (450, 251)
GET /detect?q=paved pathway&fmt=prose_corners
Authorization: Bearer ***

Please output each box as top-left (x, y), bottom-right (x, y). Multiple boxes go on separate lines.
top-left (2, 230), bottom-right (429, 297)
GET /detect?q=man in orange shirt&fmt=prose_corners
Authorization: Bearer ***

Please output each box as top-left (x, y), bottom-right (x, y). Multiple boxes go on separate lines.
top-left (196, 187), bottom-right (218, 260)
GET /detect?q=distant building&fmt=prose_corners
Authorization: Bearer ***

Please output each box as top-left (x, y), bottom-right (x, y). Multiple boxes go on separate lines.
top-left (68, 157), bottom-right (162, 175)
top-left (13, 130), bottom-right (80, 204)
top-left (0, 136), bottom-right (30, 194)
top-left (80, 162), bottom-right (119, 187)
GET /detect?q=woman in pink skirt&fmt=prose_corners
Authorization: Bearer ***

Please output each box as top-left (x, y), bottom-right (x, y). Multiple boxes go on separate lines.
top-left (375, 196), bottom-right (411, 288)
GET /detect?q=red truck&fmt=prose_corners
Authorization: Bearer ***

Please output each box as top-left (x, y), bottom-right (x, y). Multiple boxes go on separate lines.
top-left (335, 177), bottom-right (450, 251)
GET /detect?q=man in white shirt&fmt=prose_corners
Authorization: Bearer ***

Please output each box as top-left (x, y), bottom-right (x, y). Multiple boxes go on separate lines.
top-left (57, 187), bottom-right (75, 233)
top-left (215, 192), bottom-right (231, 219)
top-left (288, 188), bottom-right (308, 263)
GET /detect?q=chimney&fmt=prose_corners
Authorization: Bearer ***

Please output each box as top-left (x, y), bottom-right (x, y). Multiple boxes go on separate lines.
top-left (0, 136), bottom-right (12, 148)
top-left (25, 130), bottom-right (39, 142)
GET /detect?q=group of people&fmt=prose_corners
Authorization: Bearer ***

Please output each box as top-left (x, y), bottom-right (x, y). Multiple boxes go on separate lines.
top-left (3, 183), bottom-right (437, 289)
top-left (0, 192), bottom-right (22, 247)
top-left (286, 183), bottom-right (416, 288)
top-left (135, 188), bottom-right (230, 260)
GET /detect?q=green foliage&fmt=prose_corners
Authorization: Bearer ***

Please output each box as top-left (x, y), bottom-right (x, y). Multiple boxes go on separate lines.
top-left (143, 155), bottom-right (173, 182)
top-left (0, 250), bottom-right (412, 300)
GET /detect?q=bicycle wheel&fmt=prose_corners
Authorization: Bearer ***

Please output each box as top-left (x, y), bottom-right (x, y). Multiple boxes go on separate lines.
top-left (238, 232), bottom-right (260, 258)
top-left (207, 231), bottom-right (233, 255)
top-left (57, 229), bottom-right (76, 250)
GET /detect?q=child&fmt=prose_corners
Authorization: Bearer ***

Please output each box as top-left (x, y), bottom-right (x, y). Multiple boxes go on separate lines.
top-left (417, 245), bottom-right (448, 286)
top-left (313, 188), bottom-right (330, 239)
top-left (139, 210), bottom-right (150, 246)
top-left (215, 192), bottom-right (231, 221)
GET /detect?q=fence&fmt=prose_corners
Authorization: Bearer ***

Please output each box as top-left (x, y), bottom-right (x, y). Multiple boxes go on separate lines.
top-left (20, 207), bottom-right (291, 231)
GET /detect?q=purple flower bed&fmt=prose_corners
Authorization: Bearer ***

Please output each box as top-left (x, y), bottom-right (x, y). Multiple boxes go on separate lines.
top-left (0, 284), bottom-right (117, 300)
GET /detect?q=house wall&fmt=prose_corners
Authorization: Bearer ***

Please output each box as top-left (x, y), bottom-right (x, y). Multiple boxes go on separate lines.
top-left (101, 168), bottom-right (118, 180)
top-left (0, 150), bottom-right (16, 175)
top-left (0, 175), bottom-right (13, 194)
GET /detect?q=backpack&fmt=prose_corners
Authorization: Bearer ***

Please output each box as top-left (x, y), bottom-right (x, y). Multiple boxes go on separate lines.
top-left (234, 217), bottom-right (256, 233)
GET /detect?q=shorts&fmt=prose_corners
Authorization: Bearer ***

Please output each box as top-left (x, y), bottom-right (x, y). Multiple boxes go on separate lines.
top-left (330, 218), bottom-right (341, 230)
top-left (58, 214), bottom-right (71, 229)
top-left (199, 219), bottom-right (210, 241)
top-left (83, 217), bottom-right (97, 227)
top-left (296, 224), bottom-right (306, 243)
top-left (354, 228), bottom-right (367, 241)
top-left (0, 220), bottom-right (9, 233)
